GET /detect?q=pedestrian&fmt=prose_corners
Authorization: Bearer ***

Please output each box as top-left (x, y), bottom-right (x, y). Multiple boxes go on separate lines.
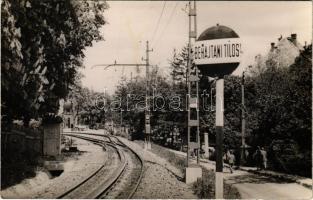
top-left (253, 146), bottom-right (262, 170)
top-left (227, 150), bottom-right (236, 173)
top-left (260, 147), bottom-right (267, 170)
top-left (245, 149), bottom-right (249, 160)
top-left (223, 149), bottom-right (230, 162)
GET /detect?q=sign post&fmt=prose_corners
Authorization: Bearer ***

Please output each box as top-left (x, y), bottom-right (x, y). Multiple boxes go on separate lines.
top-left (215, 77), bottom-right (224, 198)
top-left (195, 24), bottom-right (242, 199)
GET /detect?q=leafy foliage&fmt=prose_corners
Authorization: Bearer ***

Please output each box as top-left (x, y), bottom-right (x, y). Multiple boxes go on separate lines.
top-left (154, 41), bottom-right (312, 176)
top-left (246, 44), bottom-right (312, 176)
top-left (67, 80), bottom-right (106, 126)
top-left (192, 168), bottom-right (241, 199)
top-left (42, 113), bottom-right (63, 125)
top-left (170, 46), bottom-right (188, 84)
top-left (1, 0), bottom-right (108, 124)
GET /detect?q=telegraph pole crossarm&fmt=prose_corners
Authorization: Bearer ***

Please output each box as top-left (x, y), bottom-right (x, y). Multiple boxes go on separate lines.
top-left (91, 63), bottom-right (147, 70)
top-left (91, 41), bottom-right (154, 150)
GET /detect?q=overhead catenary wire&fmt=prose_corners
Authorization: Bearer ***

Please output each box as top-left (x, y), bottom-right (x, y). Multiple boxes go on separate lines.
top-left (150, 1), bottom-right (167, 44)
top-left (152, 1), bottom-right (179, 49)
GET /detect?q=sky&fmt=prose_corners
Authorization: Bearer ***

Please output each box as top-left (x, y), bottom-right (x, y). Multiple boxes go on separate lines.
top-left (81, 1), bottom-right (312, 94)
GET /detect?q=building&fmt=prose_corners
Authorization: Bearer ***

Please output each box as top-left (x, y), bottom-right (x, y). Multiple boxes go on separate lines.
top-left (267, 33), bottom-right (304, 68)
top-left (62, 99), bottom-right (78, 129)
top-left (253, 33), bottom-right (305, 72)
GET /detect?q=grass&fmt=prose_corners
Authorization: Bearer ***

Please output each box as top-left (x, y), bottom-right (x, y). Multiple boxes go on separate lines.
top-left (149, 142), bottom-right (186, 173)
top-left (144, 141), bottom-right (241, 199)
top-left (192, 167), bottom-right (241, 199)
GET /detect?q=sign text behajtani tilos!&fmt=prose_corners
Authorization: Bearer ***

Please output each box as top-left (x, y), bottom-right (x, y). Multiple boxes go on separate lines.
top-left (194, 38), bottom-right (242, 65)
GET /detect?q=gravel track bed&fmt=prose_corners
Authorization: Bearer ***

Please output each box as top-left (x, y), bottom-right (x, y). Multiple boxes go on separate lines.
top-left (1, 138), bottom-right (107, 199)
top-left (102, 147), bottom-right (142, 199)
top-left (62, 146), bottom-right (121, 198)
top-left (118, 138), bottom-right (183, 178)
top-left (117, 137), bottom-right (197, 199)
top-left (132, 162), bottom-right (197, 199)
top-left (63, 133), bottom-right (143, 199)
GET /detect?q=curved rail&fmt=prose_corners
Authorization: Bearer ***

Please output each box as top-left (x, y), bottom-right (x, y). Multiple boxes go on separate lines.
top-left (63, 131), bottom-right (124, 147)
top-left (115, 136), bottom-right (145, 199)
top-left (89, 147), bottom-right (127, 198)
top-left (57, 137), bottom-right (106, 198)
top-left (58, 134), bottom-right (126, 199)
top-left (61, 132), bottom-right (144, 199)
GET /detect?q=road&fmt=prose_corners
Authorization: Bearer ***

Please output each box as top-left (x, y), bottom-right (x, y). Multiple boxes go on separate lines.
top-left (225, 170), bottom-right (312, 199)
top-left (168, 148), bottom-right (312, 199)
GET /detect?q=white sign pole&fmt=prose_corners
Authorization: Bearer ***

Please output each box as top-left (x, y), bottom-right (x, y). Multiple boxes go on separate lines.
top-left (215, 77), bottom-right (224, 199)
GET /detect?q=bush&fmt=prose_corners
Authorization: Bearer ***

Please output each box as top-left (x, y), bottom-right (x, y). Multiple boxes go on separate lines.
top-left (130, 130), bottom-right (144, 141)
top-left (42, 113), bottom-right (63, 125)
top-left (1, 146), bottom-right (40, 189)
top-left (192, 168), bottom-right (241, 199)
top-left (269, 139), bottom-right (311, 177)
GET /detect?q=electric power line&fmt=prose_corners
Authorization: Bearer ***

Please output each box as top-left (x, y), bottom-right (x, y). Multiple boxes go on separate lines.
top-left (152, 1), bottom-right (179, 49)
top-left (150, 1), bottom-right (167, 44)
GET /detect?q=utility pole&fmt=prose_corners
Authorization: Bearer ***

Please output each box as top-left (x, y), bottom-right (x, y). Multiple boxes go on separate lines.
top-left (187, 0), bottom-right (200, 165)
top-left (120, 110), bottom-right (123, 134)
top-left (185, 0), bottom-right (202, 184)
top-left (241, 71), bottom-right (246, 165)
top-left (144, 41), bottom-right (153, 150)
top-left (92, 43), bottom-right (154, 146)
top-left (240, 66), bottom-right (251, 165)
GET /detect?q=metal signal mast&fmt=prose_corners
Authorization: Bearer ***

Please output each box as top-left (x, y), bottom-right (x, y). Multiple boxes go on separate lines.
top-left (185, 0), bottom-right (202, 184)
top-left (92, 41), bottom-right (154, 150)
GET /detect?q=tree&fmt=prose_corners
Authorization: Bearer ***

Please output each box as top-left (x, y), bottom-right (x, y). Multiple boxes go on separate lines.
top-left (1, 0), bottom-right (108, 124)
top-left (170, 45), bottom-right (189, 86)
top-left (246, 43), bottom-right (312, 176)
top-left (1, 0), bottom-right (24, 125)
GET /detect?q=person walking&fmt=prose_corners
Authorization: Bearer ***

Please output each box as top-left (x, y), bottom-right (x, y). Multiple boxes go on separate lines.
top-left (253, 146), bottom-right (262, 170)
top-left (260, 147), bottom-right (267, 170)
top-left (227, 150), bottom-right (236, 173)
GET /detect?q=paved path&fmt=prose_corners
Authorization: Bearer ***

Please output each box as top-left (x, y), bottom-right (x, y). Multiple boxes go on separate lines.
top-left (168, 148), bottom-right (312, 199)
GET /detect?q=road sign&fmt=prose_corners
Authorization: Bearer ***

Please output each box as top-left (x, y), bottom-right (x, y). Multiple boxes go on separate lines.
top-left (194, 38), bottom-right (242, 65)
top-left (195, 24), bottom-right (242, 77)
top-left (195, 24), bottom-right (243, 198)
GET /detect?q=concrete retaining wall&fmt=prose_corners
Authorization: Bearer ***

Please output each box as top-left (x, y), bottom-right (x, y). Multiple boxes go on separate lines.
top-left (43, 124), bottom-right (62, 157)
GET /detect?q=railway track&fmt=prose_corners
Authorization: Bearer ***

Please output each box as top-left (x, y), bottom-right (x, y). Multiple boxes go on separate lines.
top-left (60, 132), bottom-right (144, 199)
top-left (63, 131), bottom-right (113, 141)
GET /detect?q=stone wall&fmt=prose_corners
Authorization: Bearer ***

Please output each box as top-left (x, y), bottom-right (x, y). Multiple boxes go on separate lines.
top-left (1, 125), bottom-right (43, 155)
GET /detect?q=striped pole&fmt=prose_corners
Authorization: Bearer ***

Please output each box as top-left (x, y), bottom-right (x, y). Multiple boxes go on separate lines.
top-left (215, 77), bottom-right (224, 199)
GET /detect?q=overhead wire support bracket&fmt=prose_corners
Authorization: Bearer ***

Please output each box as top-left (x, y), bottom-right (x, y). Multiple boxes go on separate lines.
top-left (91, 62), bottom-right (157, 71)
